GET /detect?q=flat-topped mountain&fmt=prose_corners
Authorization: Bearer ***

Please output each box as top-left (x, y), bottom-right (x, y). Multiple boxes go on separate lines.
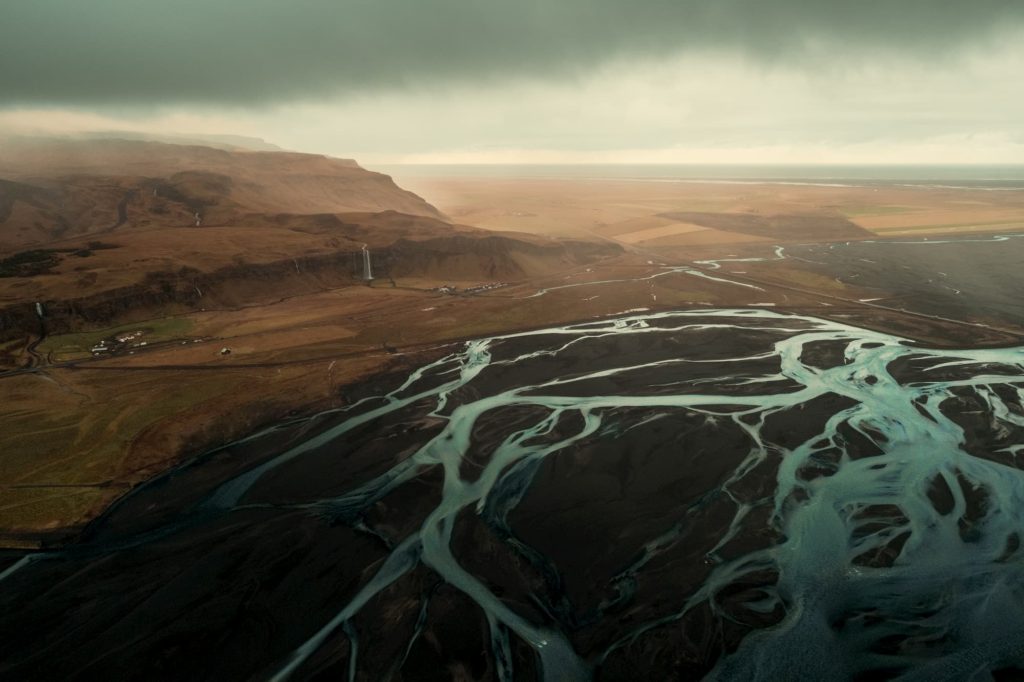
top-left (0, 137), bottom-right (444, 249)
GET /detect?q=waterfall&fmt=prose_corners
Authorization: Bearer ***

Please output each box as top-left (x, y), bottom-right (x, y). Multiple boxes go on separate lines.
top-left (362, 245), bottom-right (374, 281)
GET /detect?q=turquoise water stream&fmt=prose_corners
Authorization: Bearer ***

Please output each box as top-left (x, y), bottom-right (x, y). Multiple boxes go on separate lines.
top-left (244, 308), bottom-right (1024, 680)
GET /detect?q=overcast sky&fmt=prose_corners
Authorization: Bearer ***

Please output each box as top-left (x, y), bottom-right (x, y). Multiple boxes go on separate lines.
top-left (2, 1), bottom-right (1024, 164)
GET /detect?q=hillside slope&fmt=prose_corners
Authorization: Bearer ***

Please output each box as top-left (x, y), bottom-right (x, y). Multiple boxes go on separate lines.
top-left (0, 137), bottom-right (444, 249)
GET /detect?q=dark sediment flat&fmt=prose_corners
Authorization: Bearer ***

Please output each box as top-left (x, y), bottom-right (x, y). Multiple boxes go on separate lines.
top-left (2, 309), bottom-right (1024, 681)
top-left (785, 236), bottom-right (1024, 330)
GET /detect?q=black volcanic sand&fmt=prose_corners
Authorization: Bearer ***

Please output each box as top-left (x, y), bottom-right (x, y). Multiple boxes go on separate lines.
top-left (783, 235), bottom-right (1024, 330)
top-left (2, 309), bottom-right (1024, 681)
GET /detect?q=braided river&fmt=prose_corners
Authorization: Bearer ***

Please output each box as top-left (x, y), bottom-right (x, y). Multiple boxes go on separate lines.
top-left (3, 308), bottom-right (1024, 681)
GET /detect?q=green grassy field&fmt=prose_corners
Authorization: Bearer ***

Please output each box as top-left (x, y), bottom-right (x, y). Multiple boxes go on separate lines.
top-left (39, 317), bottom-right (195, 360)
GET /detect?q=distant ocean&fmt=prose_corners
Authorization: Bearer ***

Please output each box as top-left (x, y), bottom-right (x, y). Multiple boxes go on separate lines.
top-left (376, 164), bottom-right (1024, 191)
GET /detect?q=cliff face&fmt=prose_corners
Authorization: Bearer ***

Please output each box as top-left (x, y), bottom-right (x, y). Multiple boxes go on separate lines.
top-left (0, 236), bottom-right (622, 340)
top-left (0, 251), bottom-right (365, 338)
top-left (0, 138), bottom-right (443, 249)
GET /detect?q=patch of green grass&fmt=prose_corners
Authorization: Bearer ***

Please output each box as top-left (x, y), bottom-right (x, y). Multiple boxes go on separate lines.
top-left (0, 242), bottom-right (118, 278)
top-left (0, 487), bottom-right (120, 538)
top-left (0, 371), bottom-right (238, 488)
top-left (40, 317), bottom-right (195, 357)
top-left (0, 249), bottom-right (62, 277)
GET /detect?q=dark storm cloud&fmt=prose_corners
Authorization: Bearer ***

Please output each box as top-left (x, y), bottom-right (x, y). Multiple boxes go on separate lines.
top-left (2, 0), bottom-right (1022, 106)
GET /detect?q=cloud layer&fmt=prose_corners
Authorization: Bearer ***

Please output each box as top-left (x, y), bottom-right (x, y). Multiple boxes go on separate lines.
top-left (3, 0), bottom-right (1024, 106)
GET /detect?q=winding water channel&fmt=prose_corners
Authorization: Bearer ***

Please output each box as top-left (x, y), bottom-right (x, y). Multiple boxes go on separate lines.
top-left (3, 308), bottom-right (1024, 680)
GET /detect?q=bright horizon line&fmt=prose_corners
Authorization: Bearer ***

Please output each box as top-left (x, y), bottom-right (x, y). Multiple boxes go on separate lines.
top-left (375, 161), bottom-right (1024, 167)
